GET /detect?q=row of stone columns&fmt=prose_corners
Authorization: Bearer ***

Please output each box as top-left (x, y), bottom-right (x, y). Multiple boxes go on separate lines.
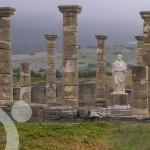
top-left (0, 5), bottom-right (107, 107)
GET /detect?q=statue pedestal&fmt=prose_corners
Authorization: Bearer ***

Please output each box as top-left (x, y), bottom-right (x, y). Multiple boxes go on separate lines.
top-left (110, 93), bottom-right (129, 106)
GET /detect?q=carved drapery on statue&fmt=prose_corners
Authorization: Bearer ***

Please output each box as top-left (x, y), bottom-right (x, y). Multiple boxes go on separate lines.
top-left (112, 55), bottom-right (127, 94)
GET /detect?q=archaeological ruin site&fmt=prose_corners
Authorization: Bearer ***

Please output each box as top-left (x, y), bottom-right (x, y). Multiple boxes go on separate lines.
top-left (1, 5), bottom-right (150, 122)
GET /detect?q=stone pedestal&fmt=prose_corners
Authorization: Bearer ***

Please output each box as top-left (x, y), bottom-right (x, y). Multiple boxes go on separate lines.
top-left (0, 7), bottom-right (15, 105)
top-left (45, 35), bottom-right (57, 105)
top-left (95, 35), bottom-right (107, 107)
top-left (19, 63), bottom-right (31, 103)
top-left (58, 5), bottom-right (82, 106)
top-left (110, 93), bottom-right (129, 106)
top-left (135, 36), bottom-right (144, 65)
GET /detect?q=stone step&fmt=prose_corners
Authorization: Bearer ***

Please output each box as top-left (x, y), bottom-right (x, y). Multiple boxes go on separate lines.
top-left (111, 109), bottom-right (132, 116)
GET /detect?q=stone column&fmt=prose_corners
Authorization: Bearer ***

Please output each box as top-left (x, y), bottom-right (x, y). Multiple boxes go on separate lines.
top-left (45, 35), bottom-right (57, 105)
top-left (58, 5), bottom-right (82, 106)
top-left (19, 63), bottom-right (31, 103)
top-left (95, 35), bottom-right (107, 107)
top-left (0, 7), bottom-right (15, 105)
top-left (135, 36), bottom-right (144, 65)
top-left (132, 12), bottom-right (150, 116)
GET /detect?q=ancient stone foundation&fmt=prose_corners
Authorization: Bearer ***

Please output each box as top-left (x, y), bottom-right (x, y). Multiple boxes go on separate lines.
top-left (0, 7), bottom-right (15, 105)
top-left (58, 5), bottom-right (82, 106)
top-left (45, 35), bottom-right (57, 105)
top-left (95, 35), bottom-right (107, 107)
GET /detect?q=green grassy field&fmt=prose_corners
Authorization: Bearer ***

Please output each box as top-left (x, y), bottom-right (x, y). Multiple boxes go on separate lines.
top-left (0, 121), bottom-right (150, 150)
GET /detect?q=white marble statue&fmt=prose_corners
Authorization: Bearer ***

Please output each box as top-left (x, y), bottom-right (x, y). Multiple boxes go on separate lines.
top-left (112, 54), bottom-right (127, 94)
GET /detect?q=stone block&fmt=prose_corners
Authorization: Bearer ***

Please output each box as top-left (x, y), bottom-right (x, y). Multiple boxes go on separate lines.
top-left (0, 61), bottom-right (11, 73)
top-left (63, 85), bottom-right (78, 99)
top-left (97, 48), bottom-right (105, 61)
top-left (96, 61), bottom-right (105, 79)
top-left (20, 87), bottom-right (31, 102)
top-left (21, 63), bottom-right (30, 74)
top-left (47, 75), bottom-right (56, 82)
top-left (94, 98), bottom-right (106, 107)
top-left (132, 98), bottom-right (148, 109)
top-left (63, 60), bottom-right (77, 73)
top-left (47, 56), bottom-right (55, 64)
top-left (96, 89), bottom-right (105, 98)
top-left (143, 53), bottom-right (150, 65)
top-left (20, 75), bottom-right (31, 86)
top-left (63, 48), bottom-right (78, 60)
top-left (136, 56), bottom-right (144, 65)
top-left (0, 74), bottom-right (11, 85)
top-left (46, 64), bottom-right (56, 75)
top-left (62, 72), bottom-right (78, 85)
top-left (0, 49), bottom-right (10, 61)
top-left (46, 82), bottom-right (56, 91)
top-left (47, 48), bottom-right (55, 55)
top-left (77, 107), bottom-right (89, 118)
top-left (132, 81), bottom-right (150, 99)
top-left (96, 80), bottom-right (105, 89)
top-left (63, 99), bottom-right (78, 106)
top-left (110, 94), bottom-right (128, 106)
top-left (0, 85), bottom-right (12, 100)
top-left (0, 17), bottom-right (10, 28)
top-left (13, 87), bottom-right (21, 101)
top-left (0, 41), bottom-right (10, 49)
top-left (63, 17), bottom-right (77, 26)
top-left (46, 90), bottom-right (56, 101)
top-left (132, 66), bottom-right (146, 81)
top-left (132, 108), bottom-right (149, 116)
top-left (0, 27), bottom-right (10, 41)
top-left (143, 44), bottom-right (150, 52)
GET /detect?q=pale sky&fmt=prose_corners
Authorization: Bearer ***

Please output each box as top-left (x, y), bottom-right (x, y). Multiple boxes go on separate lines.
top-left (0, 0), bottom-right (150, 53)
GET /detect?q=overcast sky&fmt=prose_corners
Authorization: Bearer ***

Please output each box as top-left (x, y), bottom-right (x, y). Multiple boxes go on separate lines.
top-left (0, 0), bottom-right (150, 53)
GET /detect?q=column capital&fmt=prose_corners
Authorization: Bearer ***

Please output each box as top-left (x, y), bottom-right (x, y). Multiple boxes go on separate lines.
top-left (0, 7), bottom-right (16, 17)
top-left (135, 35), bottom-right (144, 41)
top-left (58, 5), bottom-right (82, 14)
top-left (95, 35), bottom-right (108, 40)
top-left (140, 11), bottom-right (150, 21)
top-left (45, 35), bottom-right (57, 41)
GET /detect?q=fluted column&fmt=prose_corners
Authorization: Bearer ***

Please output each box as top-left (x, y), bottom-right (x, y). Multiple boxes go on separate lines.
top-left (19, 63), bottom-right (31, 103)
top-left (135, 36), bottom-right (144, 65)
top-left (58, 5), bottom-right (82, 106)
top-left (45, 35), bottom-right (57, 105)
top-left (95, 35), bottom-right (107, 107)
top-left (0, 7), bottom-right (15, 105)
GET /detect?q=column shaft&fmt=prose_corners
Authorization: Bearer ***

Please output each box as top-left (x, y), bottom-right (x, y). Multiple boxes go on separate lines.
top-left (0, 7), bottom-right (15, 105)
top-left (45, 35), bottom-right (57, 105)
top-left (95, 35), bottom-right (107, 107)
top-left (19, 63), bottom-right (31, 103)
top-left (58, 5), bottom-right (82, 106)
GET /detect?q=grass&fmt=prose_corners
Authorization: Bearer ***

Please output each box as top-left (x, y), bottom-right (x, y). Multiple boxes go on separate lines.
top-left (0, 121), bottom-right (150, 149)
